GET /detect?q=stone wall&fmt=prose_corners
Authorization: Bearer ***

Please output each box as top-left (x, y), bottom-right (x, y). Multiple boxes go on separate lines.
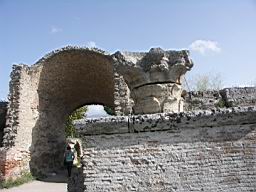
top-left (113, 73), bottom-right (133, 115)
top-left (220, 87), bottom-right (256, 107)
top-left (3, 65), bottom-right (24, 148)
top-left (0, 147), bottom-right (30, 182)
top-left (0, 64), bottom-right (37, 180)
top-left (184, 90), bottom-right (222, 111)
top-left (70, 107), bottom-right (256, 192)
top-left (184, 87), bottom-right (256, 111)
top-left (0, 148), bottom-right (6, 181)
top-left (0, 102), bottom-right (8, 146)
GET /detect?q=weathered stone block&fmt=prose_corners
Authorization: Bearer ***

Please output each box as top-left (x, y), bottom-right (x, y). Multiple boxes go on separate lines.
top-left (113, 48), bottom-right (193, 114)
top-left (220, 87), bottom-right (256, 107)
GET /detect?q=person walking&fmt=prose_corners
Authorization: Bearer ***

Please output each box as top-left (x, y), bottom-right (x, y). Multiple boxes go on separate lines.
top-left (64, 145), bottom-right (75, 177)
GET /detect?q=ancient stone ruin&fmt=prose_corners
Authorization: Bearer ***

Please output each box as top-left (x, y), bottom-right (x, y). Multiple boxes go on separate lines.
top-left (113, 48), bottom-right (193, 114)
top-left (0, 46), bottom-right (256, 192)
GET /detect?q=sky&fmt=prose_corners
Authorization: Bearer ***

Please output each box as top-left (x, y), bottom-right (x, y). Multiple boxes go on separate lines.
top-left (86, 105), bottom-right (109, 118)
top-left (1, 0), bottom-right (256, 103)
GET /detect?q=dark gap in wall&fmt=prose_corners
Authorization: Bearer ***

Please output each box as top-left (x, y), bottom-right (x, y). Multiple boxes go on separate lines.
top-left (0, 102), bottom-right (8, 147)
top-left (133, 80), bottom-right (178, 90)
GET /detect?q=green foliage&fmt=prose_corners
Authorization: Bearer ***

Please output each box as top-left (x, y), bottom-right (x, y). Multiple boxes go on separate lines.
top-left (215, 99), bottom-right (234, 108)
top-left (65, 106), bottom-right (87, 138)
top-left (104, 106), bottom-right (115, 115)
top-left (215, 99), bottom-right (226, 108)
top-left (0, 172), bottom-right (34, 189)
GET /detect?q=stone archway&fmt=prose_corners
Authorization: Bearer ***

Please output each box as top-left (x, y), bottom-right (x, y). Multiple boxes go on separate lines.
top-left (28, 47), bottom-right (116, 175)
top-left (1, 46), bottom-right (193, 180)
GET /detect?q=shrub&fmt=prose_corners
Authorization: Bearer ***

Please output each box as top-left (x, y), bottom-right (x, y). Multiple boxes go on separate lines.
top-left (215, 99), bottom-right (226, 108)
top-left (65, 106), bottom-right (87, 138)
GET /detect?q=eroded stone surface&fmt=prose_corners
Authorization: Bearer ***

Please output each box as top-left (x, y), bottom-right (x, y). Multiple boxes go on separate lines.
top-left (184, 87), bottom-right (256, 111)
top-left (220, 87), bottom-right (256, 107)
top-left (113, 48), bottom-right (193, 114)
top-left (113, 48), bottom-right (193, 88)
top-left (1, 47), bottom-right (117, 178)
top-left (184, 90), bottom-right (222, 111)
top-left (75, 106), bottom-right (256, 136)
top-left (1, 46), bottom-right (193, 180)
top-left (70, 107), bottom-right (256, 192)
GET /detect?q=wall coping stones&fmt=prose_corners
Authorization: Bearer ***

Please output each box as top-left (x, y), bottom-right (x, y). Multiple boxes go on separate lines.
top-left (75, 106), bottom-right (256, 136)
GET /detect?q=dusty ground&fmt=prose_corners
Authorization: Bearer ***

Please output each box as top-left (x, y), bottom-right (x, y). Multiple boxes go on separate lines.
top-left (2, 181), bottom-right (67, 192)
top-left (2, 171), bottom-right (67, 192)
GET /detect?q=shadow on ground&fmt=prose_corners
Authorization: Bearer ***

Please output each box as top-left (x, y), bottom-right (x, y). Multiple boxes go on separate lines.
top-left (38, 169), bottom-right (67, 183)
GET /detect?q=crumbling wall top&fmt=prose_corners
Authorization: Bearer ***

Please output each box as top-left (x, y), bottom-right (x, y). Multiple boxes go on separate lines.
top-left (75, 106), bottom-right (256, 136)
top-left (34, 46), bottom-right (110, 66)
top-left (112, 48), bottom-right (193, 89)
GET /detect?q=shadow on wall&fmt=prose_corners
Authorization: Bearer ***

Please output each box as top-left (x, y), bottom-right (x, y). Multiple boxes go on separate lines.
top-left (68, 167), bottom-right (84, 192)
top-left (0, 102), bottom-right (8, 147)
top-left (0, 148), bottom-right (7, 183)
top-left (29, 48), bottom-right (115, 178)
top-left (0, 102), bottom-right (7, 183)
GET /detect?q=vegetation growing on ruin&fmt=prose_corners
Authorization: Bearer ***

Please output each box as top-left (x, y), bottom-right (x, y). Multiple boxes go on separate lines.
top-left (215, 99), bottom-right (234, 108)
top-left (0, 172), bottom-right (34, 189)
top-left (215, 99), bottom-right (226, 108)
top-left (104, 106), bottom-right (115, 115)
top-left (65, 106), bottom-right (87, 138)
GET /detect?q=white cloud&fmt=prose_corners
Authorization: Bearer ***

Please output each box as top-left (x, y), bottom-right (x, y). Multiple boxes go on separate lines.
top-left (189, 40), bottom-right (221, 54)
top-left (86, 41), bottom-right (97, 48)
top-left (50, 26), bottom-right (63, 34)
top-left (86, 105), bottom-right (109, 118)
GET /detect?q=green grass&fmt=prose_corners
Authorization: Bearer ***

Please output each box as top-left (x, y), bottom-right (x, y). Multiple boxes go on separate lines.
top-left (215, 99), bottom-right (234, 108)
top-left (0, 172), bottom-right (35, 189)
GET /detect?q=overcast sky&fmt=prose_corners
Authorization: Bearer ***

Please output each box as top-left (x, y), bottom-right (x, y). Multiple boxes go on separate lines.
top-left (1, 0), bottom-right (256, 102)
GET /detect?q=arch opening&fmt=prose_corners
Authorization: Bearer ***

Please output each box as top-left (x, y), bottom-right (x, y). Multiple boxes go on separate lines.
top-left (29, 49), bottom-right (115, 176)
top-left (65, 104), bottom-right (113, 138)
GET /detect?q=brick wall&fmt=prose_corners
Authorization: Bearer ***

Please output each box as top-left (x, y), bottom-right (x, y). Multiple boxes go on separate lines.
top-left (70, 107), bottom-right (256, 192)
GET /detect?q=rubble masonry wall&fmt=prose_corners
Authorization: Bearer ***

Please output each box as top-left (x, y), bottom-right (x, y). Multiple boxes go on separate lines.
top-left (69, 107), bottom-right (256, 192)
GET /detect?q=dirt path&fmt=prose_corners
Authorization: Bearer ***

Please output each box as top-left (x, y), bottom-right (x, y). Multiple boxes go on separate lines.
top-left (2, 171), bottom-right (67, 192)
top-left (1, 180), bottom-right (67, 192)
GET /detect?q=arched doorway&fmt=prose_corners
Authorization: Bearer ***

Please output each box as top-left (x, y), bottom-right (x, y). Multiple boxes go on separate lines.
top-left (29, 48), bottom-right (115, 176)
